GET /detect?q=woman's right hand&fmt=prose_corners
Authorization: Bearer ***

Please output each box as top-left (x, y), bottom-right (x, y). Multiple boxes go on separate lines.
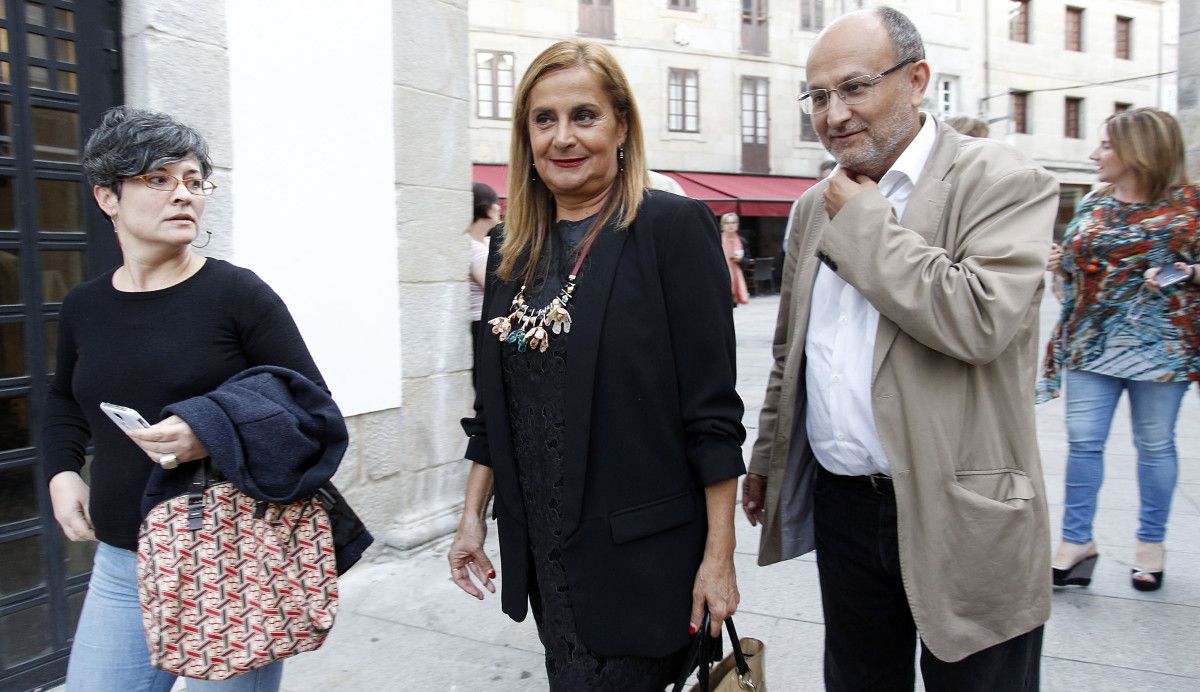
top-left (1047, 243), bottom-right (1063, 274)
top-left (1145, 261), bottom-right (1195, 291)
top-left (448, 515), bottom-right (496, 600)
top-left (49, 471), bottom-right (95, 542)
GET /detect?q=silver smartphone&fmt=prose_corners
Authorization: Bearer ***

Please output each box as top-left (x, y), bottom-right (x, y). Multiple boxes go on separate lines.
top-left (1156, 264), bottom-right (1190, 288)
top-left (99, 402), bottom-right (151, 433)
top-left (99, 403), bottom-right (174, 468)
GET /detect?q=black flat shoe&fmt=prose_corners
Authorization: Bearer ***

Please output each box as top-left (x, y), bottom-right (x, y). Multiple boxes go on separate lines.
top-left (1052, 553), bottom-right (1099, 587)
top-left (1131, 568), bottom-right (1164, 592)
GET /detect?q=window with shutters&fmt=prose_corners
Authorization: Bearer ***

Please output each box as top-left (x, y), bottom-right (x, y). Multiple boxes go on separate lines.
top-left (799, 81), bottom-right (818, 142)
top-left (1011, 91), bottom-right (1030, 134)
top-left (1064, 97), bottom-right (1082, 139)
top-left (578, 0), bottom-right (614, 39)
top-left (800, 0), bottom-right (824, 32)
top-left (667, 69), bottom-right (699, 133)
top-left (1009, 0), bottom-right (1030, 43)
top-left (475, 51), bottom-right (514, 120)
top-left (1065, 7), bottom-right (1083, 52)
top-left (741, 76), bottom-right (769, 172)
top-left (1115, 16), bottom-right (1131, 59)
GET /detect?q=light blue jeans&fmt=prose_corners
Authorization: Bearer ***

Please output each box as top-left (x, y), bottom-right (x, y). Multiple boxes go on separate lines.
top-left (66, 542), bottom-right (283, 692)
top-left (1061, 369), bottom-right (1190, 545)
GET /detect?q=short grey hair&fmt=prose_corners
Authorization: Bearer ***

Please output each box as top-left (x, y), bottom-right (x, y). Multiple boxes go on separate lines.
top-left (82, 106), bottom-right (212, 192)
top-left (875, 6), bottom-right (925, 63)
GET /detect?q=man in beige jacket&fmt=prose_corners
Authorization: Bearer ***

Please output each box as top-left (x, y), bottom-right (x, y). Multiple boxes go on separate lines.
top-left (742, 8), bottom-right (1057, 690)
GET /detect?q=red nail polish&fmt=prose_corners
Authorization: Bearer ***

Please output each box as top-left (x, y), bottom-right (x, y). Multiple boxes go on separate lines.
top-left (488, 569), bottom-right (496, 579)
top-left (688, 624), bottom-right (698, 636)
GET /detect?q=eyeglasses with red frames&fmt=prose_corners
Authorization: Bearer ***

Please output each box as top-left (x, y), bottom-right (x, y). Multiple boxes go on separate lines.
top-left (128, 174), bottom-right (217, 196)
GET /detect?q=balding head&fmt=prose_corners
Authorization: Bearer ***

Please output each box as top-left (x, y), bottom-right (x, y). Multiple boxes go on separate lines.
top-left (817, 8), bottom-right (924, 65)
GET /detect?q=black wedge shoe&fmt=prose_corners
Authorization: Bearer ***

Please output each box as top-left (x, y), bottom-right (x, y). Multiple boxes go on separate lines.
top-left (1131, 568), bottom-right (1164, 591)
top-left (1131, 541), bottom-right (1165, 591)
top-left (1052, 553), bottom-right (1099, 587)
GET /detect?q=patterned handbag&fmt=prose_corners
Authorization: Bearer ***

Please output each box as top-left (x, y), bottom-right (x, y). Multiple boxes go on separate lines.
top-left (137, 460), bottom-right (339, 680)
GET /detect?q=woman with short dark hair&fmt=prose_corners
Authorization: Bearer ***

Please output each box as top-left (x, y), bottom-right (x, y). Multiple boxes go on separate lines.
top-left (44, 106), bottom-right (328, 691)
top-left (469, 182), bottom-right (500, 387)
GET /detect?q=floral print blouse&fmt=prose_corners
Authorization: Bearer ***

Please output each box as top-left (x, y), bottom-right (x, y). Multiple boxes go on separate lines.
top-left (1037, 185), bottom-right (1200, 402)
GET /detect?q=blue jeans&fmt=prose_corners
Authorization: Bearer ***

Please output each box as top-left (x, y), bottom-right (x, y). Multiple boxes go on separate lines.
top-left (66, 542), bottom-right (283, 692)
top-left (1061, 369), bottom-right (1189, 545)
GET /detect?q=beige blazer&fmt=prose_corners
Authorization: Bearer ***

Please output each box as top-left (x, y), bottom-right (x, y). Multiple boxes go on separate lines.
top-left (749, 123), bottom-right (1058, 662)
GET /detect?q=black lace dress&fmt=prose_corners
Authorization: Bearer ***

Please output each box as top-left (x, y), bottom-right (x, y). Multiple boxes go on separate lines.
top-left (501, 218), bottom-right (685, 692)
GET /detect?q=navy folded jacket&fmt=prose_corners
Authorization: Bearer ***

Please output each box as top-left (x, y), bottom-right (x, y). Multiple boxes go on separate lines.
top-left (163, 365), bottom-right (348, 503)
top-left (141, 366), bottom-right (371, 573)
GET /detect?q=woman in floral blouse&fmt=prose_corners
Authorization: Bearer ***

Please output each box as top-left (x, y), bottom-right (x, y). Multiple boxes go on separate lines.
top-left (1040, 107), bottom-right (1199, 593)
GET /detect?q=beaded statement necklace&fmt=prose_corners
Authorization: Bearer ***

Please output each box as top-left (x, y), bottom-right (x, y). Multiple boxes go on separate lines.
top-left (488, 232), bottom-right (595, 353)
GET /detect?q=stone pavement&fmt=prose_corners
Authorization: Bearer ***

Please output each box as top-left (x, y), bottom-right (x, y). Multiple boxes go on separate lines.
top-left (152, 291), bottom-right (1200, 691)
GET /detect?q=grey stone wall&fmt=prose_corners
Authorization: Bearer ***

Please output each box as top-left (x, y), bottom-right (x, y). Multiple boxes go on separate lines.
top-left (1181, 2), bottom-right (1200, 179)
top-left (122, 2), bottom-right (234, 258)
top-left (328, 0), bottom-right (475, 551)
top-left (389, 0), bottom-right (474, 549)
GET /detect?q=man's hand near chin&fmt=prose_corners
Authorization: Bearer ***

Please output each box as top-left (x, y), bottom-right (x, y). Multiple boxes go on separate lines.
top-left (824, 168), bottom-right (879, 219)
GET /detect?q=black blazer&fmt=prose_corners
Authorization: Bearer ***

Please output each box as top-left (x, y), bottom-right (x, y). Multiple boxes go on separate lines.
top-left (462, 191), bottom-right (746, 658)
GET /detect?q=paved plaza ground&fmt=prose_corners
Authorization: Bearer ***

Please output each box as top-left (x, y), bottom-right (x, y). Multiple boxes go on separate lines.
top-left (56, 291), bottom-right (1193, 691)
top-left (281, 291), bottom-right (1198, 691)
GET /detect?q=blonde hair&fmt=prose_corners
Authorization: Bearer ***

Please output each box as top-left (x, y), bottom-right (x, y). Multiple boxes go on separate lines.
top-left (719, 212), bottom-right (739, 229)
top-left (1100, 107), bottom-right (1190, 203)
top-left (498, 40), bottom-right (648, 282)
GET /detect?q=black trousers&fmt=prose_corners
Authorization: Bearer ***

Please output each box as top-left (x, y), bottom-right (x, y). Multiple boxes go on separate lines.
top-left (814, 465), bottom-right (1043, 692)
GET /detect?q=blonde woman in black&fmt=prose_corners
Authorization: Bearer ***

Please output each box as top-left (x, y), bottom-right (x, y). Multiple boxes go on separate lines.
top-left (448, 40), bottom-right (745, 691)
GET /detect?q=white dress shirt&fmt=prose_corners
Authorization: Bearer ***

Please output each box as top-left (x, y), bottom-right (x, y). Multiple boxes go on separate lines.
top-left (805, 113), bottom-right (938, 477)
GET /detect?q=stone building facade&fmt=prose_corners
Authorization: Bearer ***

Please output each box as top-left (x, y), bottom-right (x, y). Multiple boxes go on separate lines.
top-left (469, 0), bottom-right (1179, 193)
top-left (1180, 1), bottom-right (1200, 177)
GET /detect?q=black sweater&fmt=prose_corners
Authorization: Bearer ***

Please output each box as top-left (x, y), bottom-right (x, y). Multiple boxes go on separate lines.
top-left (42, 258), bottom-right (325, 550)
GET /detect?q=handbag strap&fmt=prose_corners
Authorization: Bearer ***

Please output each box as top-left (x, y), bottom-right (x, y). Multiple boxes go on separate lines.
top-left (672, 611), bottom-right (710, 692)
top-left (672, 611), bottom-right (758, 692)
top-left (724, 616), bottom-right (755, 688)
top-left (185, 459), bottom-right (210, 531)
top-left (698, 613), bottom-right (713, 690)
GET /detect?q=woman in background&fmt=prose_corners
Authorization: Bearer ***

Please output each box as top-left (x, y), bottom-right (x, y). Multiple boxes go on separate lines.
top-left (469, 182), bottom-right (500, 390)
top-left (719, 212), bottom-right (749, 306)
top-left (1040, 107), bottom-right (1199, 593)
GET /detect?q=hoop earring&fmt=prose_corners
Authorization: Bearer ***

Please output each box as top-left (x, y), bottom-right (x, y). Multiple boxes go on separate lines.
top-left (618, 146), bottom-right (625, 174)
top-left (191, 230), bottom-right (212, 249)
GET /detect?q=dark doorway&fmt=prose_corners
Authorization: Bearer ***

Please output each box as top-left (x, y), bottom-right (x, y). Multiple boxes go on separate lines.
top-left (0, 1), bottom-right (122, 689)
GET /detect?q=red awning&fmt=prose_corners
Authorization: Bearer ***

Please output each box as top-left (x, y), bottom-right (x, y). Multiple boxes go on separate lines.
top-left (671, 172), bottom-right (817, 217)
top-left (656, 171), bottom-right (737, 216)
top-left (471, 164), bottom-right (815, 217)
